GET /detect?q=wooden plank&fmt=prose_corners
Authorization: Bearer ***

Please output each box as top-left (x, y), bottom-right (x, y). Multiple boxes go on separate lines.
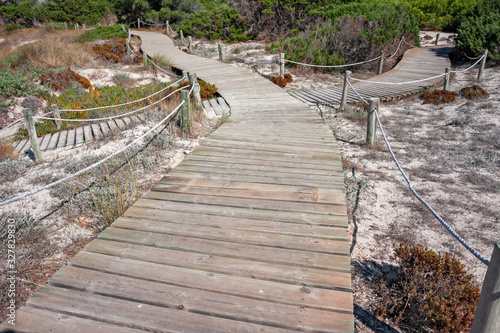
top-left (1, 306), bottom-right (142, 333)
top-left (70, 252), bottom-right (352, 312)
top-left (143, 191), bottom-right (347, 216)
top-left (56, 130), bottom-right (68, 149)
top-left (26, 286), bottom-right (296, 333)
top-left (217, 97), bottom-right (230, 114)
top-left (133, 197), bottom-right (348, 227)
top-left (39, 133), bottom-right (52, 151)
top-left (123, 206), bottom-right (348, 239)
top-left (49, 266), bottom-right (353, 332)
top-left (208, 98), bottom-right (223, 115)
top-left (114, 216), bottom-right (349, 251)
top-left (91, 123), bottom-right (102, 141)
top-left (122, 117), bottom-right (132, 127)
top-left (83, 125), bottom-right (93, 144)
top-left (85, 239), bottom-right (352, 290)
top-left (14, 139), bottom-right (28, 154)
top-left (66, 129), bottom-right (76, 147)
top-left (98, 227), bottom-right (350, 271)
top-left (75, 127), bottom-right (84, 146)
top-left (99, 122), bottom-right (110, 137)
top-left (47, 132), bottom-right (60, 150)
top-left (114, 118), bottom-right (126, 130)
top-left (202, 100), bottom-right (217, 119)
top-left (107, 120), bottom-right (118, 134)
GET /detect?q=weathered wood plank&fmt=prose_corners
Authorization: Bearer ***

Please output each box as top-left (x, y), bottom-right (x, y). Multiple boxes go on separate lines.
top-left (83, 125), bottom-right (93, 144)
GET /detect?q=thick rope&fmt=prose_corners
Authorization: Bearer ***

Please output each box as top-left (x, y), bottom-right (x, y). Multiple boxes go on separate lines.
top-left (0, 111), bottom-right (52, 134)
top-left (351, 73), bottom-right (446, 85)
top-left (387, 38), bottom-right (404, 60)
top-left (451, 55), bottom-right (485, 73)
top-left (0, 101), bottom-right (184, 208)
top-left (284, 55), bottom-right (381, 68)
top-left (35, 86), bottom-right (188, 122)
top-left (347, 81), bottom-right (490, 265)
top-left (223, 48), bottom-right (277, 65)
top-left (139, 20), bottom-right (165, 27)
top-left (463, 52), bottom-right (482, 60)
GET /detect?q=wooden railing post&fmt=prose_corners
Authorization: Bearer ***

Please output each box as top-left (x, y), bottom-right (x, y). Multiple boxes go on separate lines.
top-left (180, 90), bottom-right (190, 132)
top-left (143, 51), bottom-right (147, 66)
top-left (435, 33), bottom-right (440, 46)
top-left (182, 70), bottom-right (188, 84)
top-left (378, 51), bottom-right (384, 75)
top-left (339, 70), bottom-right (351, 111)
top-left (188, 36), bottom-right (193, 54)
top-left (279, 53), bottom-right (285, 78)
top-left (366, 98), bottom-right (379, 146)
top-left (166, 21), bottom-right (169, 34)
top-left (51, 104), bottom-right (62, 129)
top-left (180, 30), bottom-right (185, 44)
top-left (188, 73), bottom-right (202, 109)
top-left (471, 241), bottom-right (500, 333)
top-left (64, 22), bottom-right (68, 30)
top-left (137, 18), bottom-right (140, 29)
top-left (443, 67), bottom-right (450, 90)
top-left (22, 108), bottom-right (43, 163)
top-left (218, 43), bottom-right (224, 61)
top-left (478, 49), bottom-right (488, 81)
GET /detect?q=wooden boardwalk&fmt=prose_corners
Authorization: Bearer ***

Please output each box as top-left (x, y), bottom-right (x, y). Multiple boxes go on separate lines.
top-left (290, 46), bottom-right (452, 106)
top-left (1, 31), bottom-right (353, 332)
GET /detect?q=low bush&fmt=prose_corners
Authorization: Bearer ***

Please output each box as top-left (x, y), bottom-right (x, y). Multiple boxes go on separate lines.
top-left (421, 89), bottom-right (458, 105)
top-left (178, 7), bottom-right (251, 42)
top-left (269, 74), bottom-right (292, 88)
top-left (4, 23), bottom-right (24, 34)
top-left (198, 80), bottom-right (218, 99)
top-left (375, 243), bottom-right (480, 332)
top-left (92, 37), bottom-right (127, 63)
top-left (41, 67), bottom-right (92, 91)
top-left (76, 25), bottom-right (127, 43)
top-left (460, 85), bottom-right (490, 100)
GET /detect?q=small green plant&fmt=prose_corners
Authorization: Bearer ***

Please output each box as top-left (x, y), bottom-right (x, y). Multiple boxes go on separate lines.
top-left (4, 23), bottom-right (25, 34)
top-left (76, 25), bottom-right (128, 43)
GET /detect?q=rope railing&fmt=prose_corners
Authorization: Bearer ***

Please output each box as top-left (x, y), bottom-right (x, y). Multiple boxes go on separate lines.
top-left (223, 48), bottom-right (278, 65)
top-left (139, 19), bottom-right (166, 27)
top-left (451, 55), bottom-right (485, 73)
top-left (0, 111), bottom-right (53, 135)
top-left (35, 85), bottom-right (188, 123)
top-left (126, 41), bottom-right (182, 78)
top-left (284, 55), bottom-right (381, 68)
top-left (463, 52), bottom-right (482, 60)
top-left (387, 38), bottom-right (405, 60)
top-left (0, 101), bottom-right (185, 208)
top-left (346, 79), bottom-right (490, 266)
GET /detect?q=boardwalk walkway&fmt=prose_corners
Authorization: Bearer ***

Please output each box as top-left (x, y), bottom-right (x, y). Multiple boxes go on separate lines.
top-left (2, 31), bottom-right (353, 332)
top-left (290, 45), bottom-right (452, 106)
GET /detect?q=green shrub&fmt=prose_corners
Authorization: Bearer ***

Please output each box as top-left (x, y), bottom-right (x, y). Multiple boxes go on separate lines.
top-left (178, 7), bottom-right (252, 42)
top-left (376, 243), bottom-right (480, 332)
top-left (76, 25), bottom-right (128, 43)
top-left (456, 0), bottom-right (500, 63)
top-left (4, 23), bottom-right (25, 34)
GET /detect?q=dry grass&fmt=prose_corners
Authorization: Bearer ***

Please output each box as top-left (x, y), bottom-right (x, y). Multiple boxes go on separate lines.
top-left (0, 141), bottom-right (16, 161)
top-left (13, 38), bottom-right (96, 68)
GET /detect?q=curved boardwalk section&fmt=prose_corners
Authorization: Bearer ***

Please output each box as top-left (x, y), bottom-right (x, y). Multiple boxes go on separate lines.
top-left (291, 46), bottom-right (452, 106)
top-left (1, 31), bottom-right (352, 332)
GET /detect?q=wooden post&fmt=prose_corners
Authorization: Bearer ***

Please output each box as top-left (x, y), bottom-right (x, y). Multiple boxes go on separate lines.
top-left (188, 36), bottom-right (193, 54)
top-left (378, 51), bottom-right (384, 76)
top-left (471, 241), bottom-right (500, 333)
top-left (166, 21), bottom-right (169, 34)
top-left (180, 30), bottom-right (185, 44)
top-left (182, 70), bottom-right (188, 84)
top-left (478, 49), bottom-right (488, 81)
top-left (366, 98), bottom-right (379, 146)
top-left (82, 23), bottom-right (86, 29)
top-left (75, 23), bottom-right (79, 30)
top-left (22, 108), bottom-right (43, 163)
top-left (339, 70), bottom-right (351, 111)
top-left (444, 67), bottom-right (450, 90)
top-left (188, 73), bottom-right (202, 109)
top-left (218, 43), bottom-right (224, 61)
top-left (137, 18), bottom-right (140, 29)
top-left (435, 33), bottom-right (440, 46)
top-left (279, 53), bottom-right (285, 78)
top-left (180, 90), bottom-right (190, 132)
top-left (64, 22), bottom-right (68, 29)
top-left (121, 24), bottom-right (125, 32)
top-left (51, 104), bottom-right (62, 129)
top-left (143, 51), bottom-right (148, 66)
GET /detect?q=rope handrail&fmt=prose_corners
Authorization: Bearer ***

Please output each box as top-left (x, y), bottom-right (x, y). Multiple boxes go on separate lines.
top-left (0, 111), bottom-right (52, 134)
top-left (346, 79), bottom-right (490, 265)
top-left (284, 55), bottom-right (381, 68)
top-left (59, 77), bottom-right (183, 113)
top-left (463, 52), bottom-right (482, 60)
top-left (0, 101), bottom-right (185, 208)
top-left (35, 86), bottom-right (188, 123)
top-left (387, 38), bottom-right (404, 60)
top-left (139, 19), bottom-right (166, 27)
top-left (126, 42), bottom-right (182, 78)
top-left (351, 73), bottom-right (446, 85)
top-left (451, 55), bottom-right (485, 73)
